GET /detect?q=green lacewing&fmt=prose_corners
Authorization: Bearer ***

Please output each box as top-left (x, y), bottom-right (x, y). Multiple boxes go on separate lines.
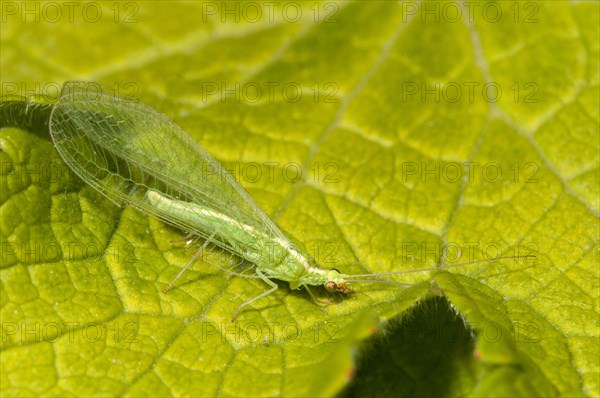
top-left (15, 82), bottom-right (531, 319)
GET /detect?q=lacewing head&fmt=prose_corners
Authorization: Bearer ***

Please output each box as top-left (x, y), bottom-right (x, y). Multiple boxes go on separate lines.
top-left (324, 269), bottom-right (353, 293)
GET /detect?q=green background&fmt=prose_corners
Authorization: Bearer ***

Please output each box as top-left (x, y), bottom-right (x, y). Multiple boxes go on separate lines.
top-left (1, 1), bottom-right (598, 397)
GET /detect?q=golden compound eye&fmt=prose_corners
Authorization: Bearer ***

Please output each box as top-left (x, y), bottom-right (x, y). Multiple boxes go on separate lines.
top-left (325, 281), bottom-right (337, 292)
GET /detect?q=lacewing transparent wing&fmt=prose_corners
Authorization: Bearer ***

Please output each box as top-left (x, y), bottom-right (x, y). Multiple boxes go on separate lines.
top-left (49, 83), bottom-right (294, 260)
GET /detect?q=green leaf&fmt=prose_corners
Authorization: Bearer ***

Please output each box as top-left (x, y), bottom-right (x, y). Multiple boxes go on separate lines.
top-left (1, 1), bottom-right (598, 397)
